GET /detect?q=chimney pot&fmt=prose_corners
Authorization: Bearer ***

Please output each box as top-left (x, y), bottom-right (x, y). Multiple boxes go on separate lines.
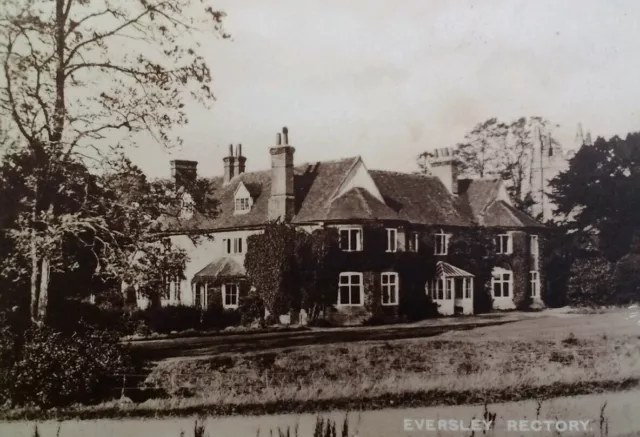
top-left (276, 133), bottom-right (282, 145)
top-left (228, 144), bottom-right (233, 156)
top-left (282, 127), bottom-right (289, 145)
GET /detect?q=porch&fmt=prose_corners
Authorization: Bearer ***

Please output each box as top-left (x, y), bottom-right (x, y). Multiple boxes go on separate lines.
top-left (425, 261), bottom-right (475, 316)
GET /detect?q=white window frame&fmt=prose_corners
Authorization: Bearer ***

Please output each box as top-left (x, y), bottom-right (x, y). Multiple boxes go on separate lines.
top-left (530, 271), bottom-right (540, 297)
top-left (223, 283), bottom-right (239, 309)
top-left (463, 277), bottom-right (472, 299)
top-left (434, 230), bottom-right (450, 255)
top-left (222, 237), bottom-right (243, 255)
top-left (495, 233), bottom-right (513, 255)
top-left (492, 269), bottom-right (513, 297)
top-left (164, 275), bottom-right (181, 301)
top-left (530, 235), bottom-right (539, 256)
top-left (381, 272), bottom-right (399, 306)
top-left (411, 232), bottom-right (419, 252)
top-left (234, 196), bottom-right (252, 215)
top-left (386, 228), bottom-right (397, 253)
top-left (445, 278), bottom-right (453, 300)
top-left (338, 272), bottom-right (364, 306)
top-left (338, 227), bottom-right (363, 252)
top-left (433, 278), bottom-right (445, 300)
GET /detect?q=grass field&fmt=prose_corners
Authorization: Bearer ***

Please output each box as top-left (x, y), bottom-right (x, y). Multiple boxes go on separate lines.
top-left (3, 308), bottom-right (639, 420)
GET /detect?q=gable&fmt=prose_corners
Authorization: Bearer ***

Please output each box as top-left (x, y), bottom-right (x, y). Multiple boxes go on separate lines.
top-left (234, 182), bottom-right (252, 199)
top-left (331, 158), bottom-right (384, 204)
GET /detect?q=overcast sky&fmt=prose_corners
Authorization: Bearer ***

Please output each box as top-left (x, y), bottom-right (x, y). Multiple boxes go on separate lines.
top-left (128, 0), bottom-right (640, 178)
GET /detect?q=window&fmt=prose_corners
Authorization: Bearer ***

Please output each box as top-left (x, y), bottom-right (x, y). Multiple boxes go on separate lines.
top-left (222, 237), bottom-right (243, 255)
top-left (235, 197), bottom-right (251, 212)
top-left (530, 235), bottom-right (539, 256)
top-left (386, 228), bottom-right (397, 252)
top-left (223, 283), bottom-right (239, 308)
top-left (445, 278), bottom-right (453, 300)
top-left (463, 277), bottom-right (472, 299)
top-left (409, 232), bottom-right (419, 252)
top-left (163, 276), bottom-right (181, 301)
top-left (381, 273), bottom-right (399, 305)
top-left (495, 233), bottom-right (513, 254)
top-left (194, 284), bottom-right (205, 308)
top-left (530, 271), bottom-right (540, 297)
top-left (339, 228), bottom-right (362, 252)
top-left (434, 231), bottom-right (449, 255)
top-left (434, 278), bottom-right (445, 300)
top-left (338, 273), bottom-right (363, 306)
top-left (492, 270), bottom-right (512, 297)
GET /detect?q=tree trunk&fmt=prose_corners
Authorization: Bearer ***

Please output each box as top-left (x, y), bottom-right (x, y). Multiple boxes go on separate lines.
top-left (29, 227), bottom-right (40, 323)
top-left (37, 258), bottom-right (50, 321)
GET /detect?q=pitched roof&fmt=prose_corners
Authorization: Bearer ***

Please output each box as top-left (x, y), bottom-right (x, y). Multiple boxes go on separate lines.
top-left (482, 200), bottom-right (545, 228)
top-left (436, 261), bottom-right (474, 277)
top-left (369, 171), bottom-right (475, 227)
top-left (325, 187), bottom-right (399, 221)
top-left (459, 179), bottom-right (502, 218)
top-left (192, 257), bottom-right (245, 283)
top-left (160, 157), bottom-right (542, 233)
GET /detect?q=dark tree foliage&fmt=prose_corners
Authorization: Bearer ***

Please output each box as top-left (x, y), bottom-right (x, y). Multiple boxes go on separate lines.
top-left (550, 133), bottom-right (640, 261)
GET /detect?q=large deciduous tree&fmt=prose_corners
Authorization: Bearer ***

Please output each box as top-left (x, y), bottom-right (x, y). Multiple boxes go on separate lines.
top-left (0, 0), bottom-right (228, 322)
top-left (419, 116), bottom-right (559, 214)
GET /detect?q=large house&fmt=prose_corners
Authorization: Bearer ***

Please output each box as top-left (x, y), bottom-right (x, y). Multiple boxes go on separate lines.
top-left (146, 127), bottom-right (545, 324)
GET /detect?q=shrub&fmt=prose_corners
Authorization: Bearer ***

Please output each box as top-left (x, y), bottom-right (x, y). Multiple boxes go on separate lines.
top-left (238, 291), bottom-right (265, 326)
top-left (46, 299), bottom-right (129, 335)
top-left (142, 305), bottom-right (201, 334)
top-left (3, 325), bottom-right (129, 408)
top-left (201, 304), bottom-right (241, 330)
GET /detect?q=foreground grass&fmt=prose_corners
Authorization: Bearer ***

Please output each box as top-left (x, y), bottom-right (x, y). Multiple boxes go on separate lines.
top-left (3, 311), bottom-right (639, 421)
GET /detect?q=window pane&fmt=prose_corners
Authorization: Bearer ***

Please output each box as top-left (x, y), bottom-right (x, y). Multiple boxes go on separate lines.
top-left (503, 281), bottom-right (510, 297)
top-left (350, 286), bottom-right (361, 304)
top-left (339, 286), bottom-right (349, 304)
top-left (340, 231), bottom-right (349, 249)
top-left (493, 282), bottom-right (501, 297)
top-left (352, 274), bottom-right (361, 285)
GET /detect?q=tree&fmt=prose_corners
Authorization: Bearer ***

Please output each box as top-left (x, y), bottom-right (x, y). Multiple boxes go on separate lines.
top-left (550, 132), bottom-right (640, 261)
top-left (0, 0), bottom-right (228, 322)
top-left (244, 222), bottom-right (309, 322)
top-left (419, 116), bottom-right (559, 214)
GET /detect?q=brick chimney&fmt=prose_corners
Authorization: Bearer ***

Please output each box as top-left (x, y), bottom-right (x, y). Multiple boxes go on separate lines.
top-left (223, 144), bottom-right (235, 185)
top-left (170, 160), bottom-right (198, 188)
top-left (427, 147), bottom-right (460, 195)
top-left (234, 144), bottom-right (246, 176)
top-left (268, 127), bottom-right (295, 221)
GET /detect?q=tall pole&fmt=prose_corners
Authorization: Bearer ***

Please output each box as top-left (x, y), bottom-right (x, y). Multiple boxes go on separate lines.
top-left (537, 127), bottom-right (545, 219)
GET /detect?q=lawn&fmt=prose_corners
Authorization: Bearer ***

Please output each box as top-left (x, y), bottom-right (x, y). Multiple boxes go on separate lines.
top-left (3, 309), bottom-right (639, 420)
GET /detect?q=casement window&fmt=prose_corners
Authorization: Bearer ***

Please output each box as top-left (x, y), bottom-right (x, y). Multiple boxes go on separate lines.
top-left (235, 197), bottom-right (251, 212)
top-left (434, 230), bottom-right (450, 255)
top-left (381, 272), bottom-right (399, 306)
top-left (495, 233), bottom-right (513, 255)
top-left (339, 227), bottom-right (362, 252)
top-left (463, 277), bottom-right (472, 299)
top-left (222, 237), bottom-right (243, 255)
top-left (338, 272), bottom-right (363, 306)
top-left (445, 278), bottom-right (453, 300)
top-left (409, 232), bottom-right (420, 252)
top-left (386, 228), bottom-right (397, 252)
top-left (492, 270), bottom-right (512, 297)
top-left (432, 278), bottom-right (445, 300)
top-left (530, 235), bottom-right (539, 256)
top-left (194, 284), bottom-right (205, 308)
top-left (530, 271), bottom-right (540, 297)
top-left (163, 276), bottom-right (181, 301)
top-left (223, 283), bottom-right (239, 309)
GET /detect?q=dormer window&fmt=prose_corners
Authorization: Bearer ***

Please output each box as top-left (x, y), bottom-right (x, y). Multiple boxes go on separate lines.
top-left (233, 182), bottom-right (254, 215)
top-left (235, 197), bottom-right (250, 212)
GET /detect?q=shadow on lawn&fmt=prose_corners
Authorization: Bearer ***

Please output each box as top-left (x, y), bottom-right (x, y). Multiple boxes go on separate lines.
top-left (130, 319), bottom-right (517, 361)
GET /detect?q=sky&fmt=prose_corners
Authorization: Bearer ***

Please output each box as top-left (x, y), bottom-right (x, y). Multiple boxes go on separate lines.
top-left (127, 0), bottom-right (640, 179)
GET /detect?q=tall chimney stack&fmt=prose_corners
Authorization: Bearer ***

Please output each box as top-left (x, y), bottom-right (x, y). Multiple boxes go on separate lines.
top-left (234, 144), bottom-right (246, 176)
top-left (427, 147), bottom-right (460, 195)
top-left (268, 126), bottom-right (295, 221)
top-left (223, 144), bottom-right (235, 185)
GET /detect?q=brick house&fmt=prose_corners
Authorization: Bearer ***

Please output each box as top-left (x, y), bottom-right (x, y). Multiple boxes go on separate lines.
top-left (147, 127), bottom-right (545, 323)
